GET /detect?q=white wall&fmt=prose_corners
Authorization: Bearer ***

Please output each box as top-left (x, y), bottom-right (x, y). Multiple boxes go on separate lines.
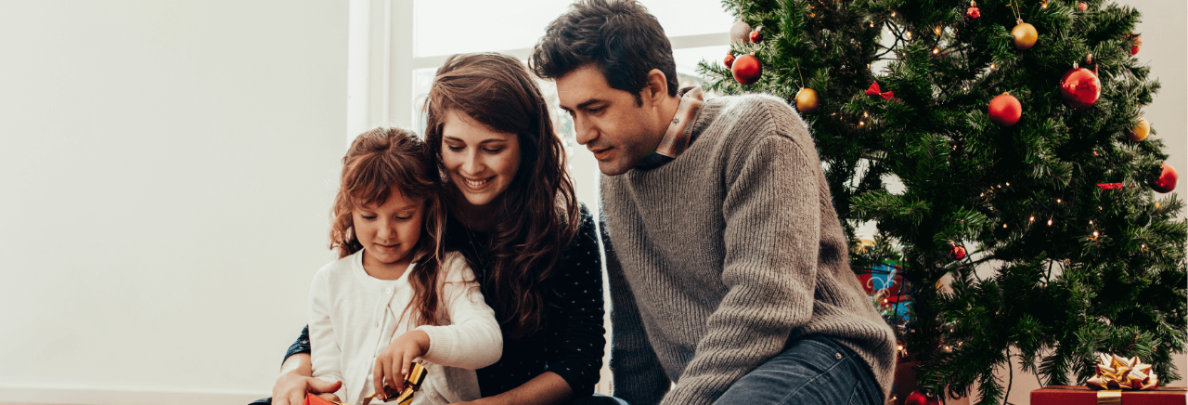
top-left (0, 1), bottom-right (348, 404)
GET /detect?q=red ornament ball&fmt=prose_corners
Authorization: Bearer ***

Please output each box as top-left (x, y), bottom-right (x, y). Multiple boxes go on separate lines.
top-left (989, 93), bottom-right (1022, 126)
top-left (1077, 2), bottom-right (1088, 11)
top-left (1060, 67), bottom-right (1101, 108)
top-left (732, 54), bottom-right (763, 85)
top-left (724, 53), bottom-right (735, 68)
top-left (1130, 34), bottom-right (1142, 56)
top-left (965, 2), bottom-right (981, 21)
top-left (749, 27), bottom-right (763, 43)
top-left (951, 245), bottom-right (967, 260)
top-left (1151, 163), bottom-right (1178, 193)
top-left (905, 390), bottom-right (941, 405)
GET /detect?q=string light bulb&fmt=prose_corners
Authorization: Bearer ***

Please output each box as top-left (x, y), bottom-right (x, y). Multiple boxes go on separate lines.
top-left (1047, 219), bottom-right (1053, 226)
top-left (1029, 216), bottom-right (1035, 222)
top-left (906, 30), bottom-right (912, 40)
top-left (891, 10), bottom-right (897, 17)
top-left (990, 63), bottom-right (997, 70)
top-left (1040, 0), bottom-right (1049, 9)
top-left (934, 26), bottom-right (943, 36)
top-left (933, 47), bottom-right (940, 54)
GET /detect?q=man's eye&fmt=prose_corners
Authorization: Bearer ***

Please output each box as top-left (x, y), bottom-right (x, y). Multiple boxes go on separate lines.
top-left (588, 107), bottom-right (604, 114)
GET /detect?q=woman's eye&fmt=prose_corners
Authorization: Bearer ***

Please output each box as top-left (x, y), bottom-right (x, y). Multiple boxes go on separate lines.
top-left (361, 215), bottom-right (376, 220)
top-left (395, 216), bottom-right (411, 221)
top-left (483, 148), bottom-right (503, 154)
top-left (446, 145), bottom-right (464, 152)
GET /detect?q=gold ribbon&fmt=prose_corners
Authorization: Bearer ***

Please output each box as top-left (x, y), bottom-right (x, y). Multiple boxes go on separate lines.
top-left (1086, 353), bottom-right (1160, 391)
top-left (1095, 389), bottom-right (1121, 405)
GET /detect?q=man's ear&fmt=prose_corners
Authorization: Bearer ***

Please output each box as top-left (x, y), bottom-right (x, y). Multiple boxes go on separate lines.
top-left (643, 69), bottom-right (669, 105)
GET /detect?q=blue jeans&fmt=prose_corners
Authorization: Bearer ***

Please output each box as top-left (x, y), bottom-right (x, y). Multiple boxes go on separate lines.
top-left (713, 335), bottom-right (883, 405)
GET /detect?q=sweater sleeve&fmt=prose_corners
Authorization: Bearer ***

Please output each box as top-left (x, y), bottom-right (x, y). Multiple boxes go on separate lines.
top-left (541, 205), bottom-right (607, 399)
top-left (416, 253), bottom-right (503, 369)
top-left (282, 325), bottom-right (311, 366)
top-left (604, 217), bottom-right (671, 405)
top-left (308, 269), bottom-right (344, 385)
top-left (660, 112), bottom-right (821, 405)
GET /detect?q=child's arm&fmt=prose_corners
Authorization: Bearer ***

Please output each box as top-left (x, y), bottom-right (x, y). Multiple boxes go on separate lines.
top-left (414, 253), bottom-right (503, 369)
top-left (308, 269), bottom-right (344, 387)
top-left (372, 254), bottom-right (502, 399)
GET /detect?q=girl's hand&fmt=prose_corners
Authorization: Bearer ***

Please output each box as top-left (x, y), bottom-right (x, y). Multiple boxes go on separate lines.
top-left (373, 330), bottom-right (430, 400)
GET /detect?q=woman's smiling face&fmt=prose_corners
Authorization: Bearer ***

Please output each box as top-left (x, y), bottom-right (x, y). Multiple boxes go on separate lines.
top-left (440, 109), bottom-right (522, 208)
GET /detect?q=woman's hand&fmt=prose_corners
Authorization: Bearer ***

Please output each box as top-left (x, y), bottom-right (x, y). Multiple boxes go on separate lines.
top-left (272, 353), bottom-right (343, 405)
top-left (373, 330), bottom-right (431, 400)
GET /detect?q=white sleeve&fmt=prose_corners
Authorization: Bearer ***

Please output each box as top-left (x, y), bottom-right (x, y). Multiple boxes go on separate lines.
top-left (415, 253), bottom-right (503, 369)
top-left (309, 268), bottom-right (343, 385)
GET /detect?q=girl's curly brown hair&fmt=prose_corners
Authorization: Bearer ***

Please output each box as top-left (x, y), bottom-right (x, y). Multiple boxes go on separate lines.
top-left (423, 53), bottom-right (580, 338)
top-left (330, 127), bottom-right (447, 327)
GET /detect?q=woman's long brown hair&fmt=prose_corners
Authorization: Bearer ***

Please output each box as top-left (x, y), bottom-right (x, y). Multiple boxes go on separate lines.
top-left (329, 127), bottom-right (447, 328)
top-left (423, 53), bottom-right (580, 338)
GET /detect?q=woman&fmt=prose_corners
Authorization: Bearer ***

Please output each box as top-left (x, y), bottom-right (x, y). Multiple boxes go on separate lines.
top-left (268, 53), bottom-right (611, 405)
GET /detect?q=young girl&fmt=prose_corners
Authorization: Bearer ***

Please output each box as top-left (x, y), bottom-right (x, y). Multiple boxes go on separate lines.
top-left (309, 127), bottom-right (502, 405)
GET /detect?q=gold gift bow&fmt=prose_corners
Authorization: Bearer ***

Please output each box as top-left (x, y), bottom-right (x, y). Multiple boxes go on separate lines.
top-left (1086, 353), bottom-right (1160, 391)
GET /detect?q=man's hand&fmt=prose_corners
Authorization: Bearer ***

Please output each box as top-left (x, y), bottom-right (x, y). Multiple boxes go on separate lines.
top-left (272, 368), bottom-right (342, 405)
top-left (373, 330), bottom-right (430, 400)
top-left (273, 353), bottom-right (342, 405)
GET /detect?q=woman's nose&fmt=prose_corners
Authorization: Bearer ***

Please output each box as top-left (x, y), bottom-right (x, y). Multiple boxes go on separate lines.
top-left (461, 150), bottom-right (484, 175)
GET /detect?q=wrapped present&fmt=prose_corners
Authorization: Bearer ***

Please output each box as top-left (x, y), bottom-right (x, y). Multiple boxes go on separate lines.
top-left (857, 261), bottom-right (907, 301)
top-left (1031, 386), bottom-right (1186, 405)
top-left (1031, 353), bottom-right (1182, 404)
top-left (304, 393), bottom-right (344, 405)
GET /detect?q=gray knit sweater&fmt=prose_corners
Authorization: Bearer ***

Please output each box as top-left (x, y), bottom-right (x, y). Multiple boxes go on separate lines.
top-left (601, 93), bottom-right (897, 405)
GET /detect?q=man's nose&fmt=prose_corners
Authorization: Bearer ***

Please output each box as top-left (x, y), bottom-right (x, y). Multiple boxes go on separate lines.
top-left (574, 116), bottom-right (597, 146)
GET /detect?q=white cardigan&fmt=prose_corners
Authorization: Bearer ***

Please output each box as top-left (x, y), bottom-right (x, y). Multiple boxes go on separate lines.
top-left (309, 250), bottom-right (502, 405)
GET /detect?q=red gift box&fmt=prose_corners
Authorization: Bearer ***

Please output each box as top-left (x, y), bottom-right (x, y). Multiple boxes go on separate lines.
top-left (303, 393), bottom-right (342, 405)
top-left (1031, 386), bottom-right (1186, 405)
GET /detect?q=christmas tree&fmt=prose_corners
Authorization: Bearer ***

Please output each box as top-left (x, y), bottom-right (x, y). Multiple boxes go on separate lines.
top-left (700, 1), bottom-right (1187, 404)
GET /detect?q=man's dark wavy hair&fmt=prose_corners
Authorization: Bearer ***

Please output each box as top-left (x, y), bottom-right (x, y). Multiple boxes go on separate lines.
top-left (529, 0), bottom-right (678, 106)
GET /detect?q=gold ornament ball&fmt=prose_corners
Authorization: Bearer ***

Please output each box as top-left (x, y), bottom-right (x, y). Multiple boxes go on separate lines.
top-left (795, 88), bottom-right (819, 113)
top-left (1128, 117), bottom-right (1150, 142)
top-left (1012, 22), bottom-right (1038, 50)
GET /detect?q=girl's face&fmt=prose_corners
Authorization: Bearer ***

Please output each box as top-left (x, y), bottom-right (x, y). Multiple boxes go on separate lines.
top-left (352, 186), bottom-right (425, 276)
top-left (441, 109), bottom-right (522, 208)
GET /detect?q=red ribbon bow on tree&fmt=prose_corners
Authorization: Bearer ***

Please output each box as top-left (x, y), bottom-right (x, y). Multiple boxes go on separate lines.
top-left (867, 81), bottom-right (895, 101)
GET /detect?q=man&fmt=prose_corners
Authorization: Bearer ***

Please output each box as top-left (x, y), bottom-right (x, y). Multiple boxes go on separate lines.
top-left (530, 1), bottom-right (897, 404)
